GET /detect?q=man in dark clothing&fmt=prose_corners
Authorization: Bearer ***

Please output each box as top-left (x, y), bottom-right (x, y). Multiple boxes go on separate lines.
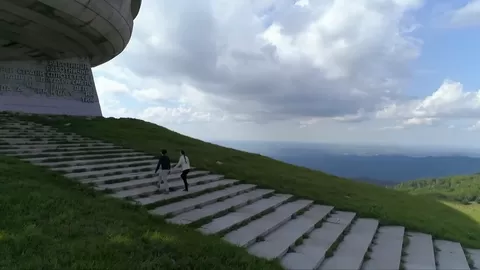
top-left (154, 149), bottom-right (171, 193)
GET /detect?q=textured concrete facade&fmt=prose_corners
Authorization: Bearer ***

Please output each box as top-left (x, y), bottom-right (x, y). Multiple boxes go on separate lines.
top-left (0, 0), bottom-right (141, 116)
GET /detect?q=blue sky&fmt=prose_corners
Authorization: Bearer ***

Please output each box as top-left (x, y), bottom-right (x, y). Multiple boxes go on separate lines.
top-left (92, 0), bottom-right (480, 148)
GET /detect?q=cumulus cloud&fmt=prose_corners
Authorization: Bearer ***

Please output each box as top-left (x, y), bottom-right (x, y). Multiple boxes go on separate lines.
top-left (450, 0), bottom-right (480, 27)
top-left (88, 0), bottom-right (480, 142)
top-left (112, 0), bottom-right (424, 124)
top-left (377, 80), bottom-right (480, 121)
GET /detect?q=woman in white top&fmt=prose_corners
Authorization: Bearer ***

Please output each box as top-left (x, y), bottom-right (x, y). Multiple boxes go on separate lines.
top-left (174, 150), bottom-right (191, 191)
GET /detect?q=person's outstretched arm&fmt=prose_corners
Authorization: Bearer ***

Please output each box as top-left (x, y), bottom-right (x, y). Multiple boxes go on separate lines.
top-left (174, 156), bottom-right (183, 169)
top-left (154, 157), bottom-right (161, 173)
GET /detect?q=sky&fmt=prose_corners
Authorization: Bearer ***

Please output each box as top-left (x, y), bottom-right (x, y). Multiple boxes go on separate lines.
top-left (92, 0), bottom-right (480, 148)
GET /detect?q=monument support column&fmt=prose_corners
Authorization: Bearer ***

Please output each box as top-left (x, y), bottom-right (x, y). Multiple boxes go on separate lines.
top-left (0, 58), bottom-right (102, 116)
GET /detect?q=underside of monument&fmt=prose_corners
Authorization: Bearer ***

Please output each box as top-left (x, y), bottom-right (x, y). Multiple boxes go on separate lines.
top-left (0, 0), bottom-right (141, 117)
top-left (0, 0), bottom-right (141, 67)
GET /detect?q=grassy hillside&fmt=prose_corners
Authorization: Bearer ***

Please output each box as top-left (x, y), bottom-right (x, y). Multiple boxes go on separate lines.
top-left (395, 174), bottom-right (480, 203)
top-left (8, 113), bottom-right (480, 249)
top-left (0, 156), bottom-right (282, 270)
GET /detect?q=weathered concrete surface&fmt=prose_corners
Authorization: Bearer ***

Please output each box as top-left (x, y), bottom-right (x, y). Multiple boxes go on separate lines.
top-left (362, 226), bottom-right (405, 270)
top-left (224, 199), bottom-right (313, 248)
top-left (167, 189), bottom-right (274, 225)
top-left (247, 205), bottom-right (333, 260)
top-left (134, 180), bottom-right (240, 206)
top-left (435, 240), bottom-right (470, 270)
top-left (281, 211), bottom-right (356, 270)
top-left (198, 194), bottom-right (292, 235)
top-left (319, 218), bottom-right (379, 270)
top-left (403, 232), bottom-right (436, 270)
top-left (149, 184), bottom-right (256, 216)
top-left (0, 0), bottom-right (141, 66)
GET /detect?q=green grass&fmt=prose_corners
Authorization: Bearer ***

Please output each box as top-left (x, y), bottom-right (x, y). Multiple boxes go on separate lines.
top-left (0, 156), bottom-right (282, 270)
top-left (9, 114), bottom-right (480, 248)
top-left (395, 174), bottom-right (480, 204)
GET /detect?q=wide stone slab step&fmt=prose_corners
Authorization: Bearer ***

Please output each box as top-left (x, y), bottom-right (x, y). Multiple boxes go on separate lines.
top-left (150, 184), bottom-right (257, 217)
top-left (280, 211), bottom-right (356, 270)
top-left (1, 138), bottom-right (104, 145)
top-left (32, 155), bottom-right (155, 167)
top-left (2, 147), bottom-right (133, 156)
top-left (224, 199), bottom-right (314, 248)
top-left (5, 143), bottom-right (115, 149)
top-left (167, 189), bottom-right (275, 225)
top-left (51, 159), bottom-right (158, 172)
top-left (434, 240), bottom-right (471, 270)
top-left (8, 148), bottom-right (134, 158)
top-left (466, 249), bottom-right (480, 270)
top-left (95, 170), bottom-right (209, 192)
top-left (198, 194), bottom-right (293, 235)
top-left (0, 131), bottom-right (67, 137)
top-left (361, 226), bottom-right (405, 270)
top-left (110, 174), bottom-right (224, 200)
top-left (247, 204), bottom-right (333, 260)
top-left (80, 167), bottom-right (195, 185)
top-left (64, 164), bottom-right (154, 179)
top-left (403, 232), bottom-right (436, 270)
top-left (24, 152), bottom-right (147, 163)
top-left (134, 179), bottom-right (240, 206)
top-left (0, 134), bottom-right (84, 140)
top-left (319, 218), bottom-right (379, 270)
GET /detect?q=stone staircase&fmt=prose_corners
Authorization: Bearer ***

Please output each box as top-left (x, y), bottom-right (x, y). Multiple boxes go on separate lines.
top-left (1, 118), bottom-right (479, 270)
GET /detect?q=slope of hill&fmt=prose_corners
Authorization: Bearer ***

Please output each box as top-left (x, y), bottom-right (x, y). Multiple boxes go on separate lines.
top-left (5, 112), bottom-right (479, 250)
top-left (395, 174), bottom-right (480, 203)
top-left (0, 156), bottom-right (280, 270)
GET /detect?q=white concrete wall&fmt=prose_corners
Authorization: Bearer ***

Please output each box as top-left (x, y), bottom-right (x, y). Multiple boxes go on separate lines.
top-left (0, 58), bottom-right (102, 116)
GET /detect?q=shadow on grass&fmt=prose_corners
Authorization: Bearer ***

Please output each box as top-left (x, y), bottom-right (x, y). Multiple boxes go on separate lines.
top-left (9, 114), bottom-right (480, 249)
top-left (0, 156), bottom-right (282, 270)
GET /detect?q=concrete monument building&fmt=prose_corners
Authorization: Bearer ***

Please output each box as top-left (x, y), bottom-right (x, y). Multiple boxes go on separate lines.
top-left (0, 0), bottom-right (142, 116)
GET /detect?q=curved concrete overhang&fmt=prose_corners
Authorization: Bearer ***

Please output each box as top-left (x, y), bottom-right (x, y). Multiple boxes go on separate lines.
top-left (0, 0), bottom-right (142, 67)
top-left (132, 0), bottom-right (142, 20)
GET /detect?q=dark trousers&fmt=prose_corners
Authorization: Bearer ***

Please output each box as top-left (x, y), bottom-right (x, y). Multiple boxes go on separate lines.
top-left (180, 169), bottom-right (190, 190)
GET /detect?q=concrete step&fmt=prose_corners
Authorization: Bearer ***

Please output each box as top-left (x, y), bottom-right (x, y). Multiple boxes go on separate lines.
top-left (403, 232), bottom-right (436, 270)
top-left (466, 249), bottom-right (480, 270)
top-left (167, 189), bottom-right (275, 225)
top-left (224, 199), bottom-right (314, 248)
top-left (150, 184), bottom-right (257, 217)
top-left (198, 194), bottom-right (293, 235)
top-left (247, 204), bottom-right (333, 260)
top-left (1, 146), bottom-right (129, 155)
top-left (95, 170), bottom-right (209, 192)
top-left (280, 211), bottom-right (356, 270)
top-left (79, 167), bottom-right (195, 185)
top-left (109, 174), bottom-right (224, 200)
top-left (30, 155), bottom-right (155, 167)
top-left (434, 240), bottom-right (470, 270)
top-left (4, 140), bottom-right (105, 147)
top-left (361, 226), bottom-right (405, 270)
top-left (0, 135), bottom-right (84, 140)
top-left (24, 152), bottom-right (146, 163)
top-left (0, 138), bottom-right (103, 145)
top-left (134, 179), bottom-right (240, 206)
top-left (319, 218), bottom-right (379, 270)
top-left (51, 159), bottom-right (158, 172)
top-left (4, 142), bottom-right (115, 149)
top-left (64, 164), bottom-right (154, 179)
top-left (0, 132), bottom-right (80, 138)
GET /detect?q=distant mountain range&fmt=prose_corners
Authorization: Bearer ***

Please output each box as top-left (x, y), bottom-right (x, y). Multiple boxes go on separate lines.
top-left (212, 140), bottom-right (480, 186)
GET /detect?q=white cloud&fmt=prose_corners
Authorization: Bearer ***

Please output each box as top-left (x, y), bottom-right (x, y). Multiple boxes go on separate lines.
top-left (86, 0), bottom-right (480, 145)
top-left (376, 80), bottom-right (480, 122)
top-left (450, 0), bottom-right (480, 27)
